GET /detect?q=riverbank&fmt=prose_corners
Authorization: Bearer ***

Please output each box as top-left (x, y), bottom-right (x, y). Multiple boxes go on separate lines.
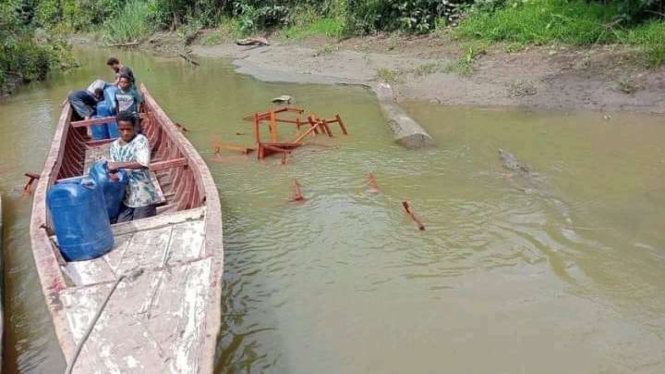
top-left (189, 32), bottom-right (665, 114)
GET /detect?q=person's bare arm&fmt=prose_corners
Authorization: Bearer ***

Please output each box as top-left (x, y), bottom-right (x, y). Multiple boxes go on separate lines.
top-left (108, 161), bottom-right (147, 171)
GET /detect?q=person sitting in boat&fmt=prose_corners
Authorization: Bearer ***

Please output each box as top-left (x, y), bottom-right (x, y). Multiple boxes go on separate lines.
top-left (107, 57), bottom-right (136, 87)
top-left (113, 74), bottom-right (143, 121)
top-left (107, 111), bottom-right (159, 222)
top-left (67, 88), bottom-right (104, 120)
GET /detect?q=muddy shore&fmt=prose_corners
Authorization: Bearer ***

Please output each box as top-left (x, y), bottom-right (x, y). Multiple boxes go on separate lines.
top-left (190, 34), bottom-right (665, 114)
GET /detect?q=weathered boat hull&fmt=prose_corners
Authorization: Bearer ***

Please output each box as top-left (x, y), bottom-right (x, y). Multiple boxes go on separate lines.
top-left (29, 84), bottom-right (223, 373)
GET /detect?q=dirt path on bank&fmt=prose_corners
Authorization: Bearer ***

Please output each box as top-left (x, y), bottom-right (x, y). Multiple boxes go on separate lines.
top-left (190, 33), bottom-right (665, 114)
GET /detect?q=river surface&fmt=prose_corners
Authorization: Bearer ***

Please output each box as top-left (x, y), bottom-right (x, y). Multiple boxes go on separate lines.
top-left (0, 49), bottom-right (664, 374)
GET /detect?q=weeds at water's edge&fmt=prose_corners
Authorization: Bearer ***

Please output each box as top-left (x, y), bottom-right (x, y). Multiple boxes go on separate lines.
top-left (503, 41), bottom-right (527, 54)
top-left (375, 68), bottom-right (404, 84)
top-left (443, 43), bottom-right (487, 76)
top-left (313, 44), bottom-right (339, 57)
top-left (614, 76), bottom-right (639, 94)
top-left (281, 16), bottom-right (345, 41)
top-left (413, 63), bottom-right (441, 76)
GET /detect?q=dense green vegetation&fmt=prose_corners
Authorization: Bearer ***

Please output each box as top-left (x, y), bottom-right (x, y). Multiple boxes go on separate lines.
top-left (456, 0), bottom-right (665, 67)
top-left (99, 0), bottom-right (665, 67)
top-left (1, 0), bottom-right (664, 92)
top-left (0, 0), bottom-right (74, 92)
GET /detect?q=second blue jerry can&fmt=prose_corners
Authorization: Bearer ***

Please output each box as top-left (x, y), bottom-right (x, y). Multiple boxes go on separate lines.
top-left (89, 160), bottom-right (128, 222)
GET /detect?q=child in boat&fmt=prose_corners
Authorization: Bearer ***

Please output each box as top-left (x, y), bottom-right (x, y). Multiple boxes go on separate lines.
top-left (107, 57), bottom-right (136, 87)
top-left (107, 111), bottom-right (159, 222)
top-left (67, 88), bottom-right (104, 120)
top-left (113, 74), bottom-right (143, 115)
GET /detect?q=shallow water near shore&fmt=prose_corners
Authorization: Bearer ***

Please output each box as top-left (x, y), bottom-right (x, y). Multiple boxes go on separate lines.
top-left (0, 49), bottom-right (664, 373)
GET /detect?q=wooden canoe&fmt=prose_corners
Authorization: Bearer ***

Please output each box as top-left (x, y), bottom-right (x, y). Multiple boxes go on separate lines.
top-left (29, 84), bottom-right (223, 373)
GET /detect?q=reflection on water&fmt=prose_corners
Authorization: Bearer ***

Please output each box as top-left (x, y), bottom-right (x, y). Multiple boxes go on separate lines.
top-left (0, 49), bottom-right (664, 373)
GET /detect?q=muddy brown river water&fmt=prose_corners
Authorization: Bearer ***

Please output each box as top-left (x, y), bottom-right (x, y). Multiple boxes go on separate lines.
top-left (0, 49), bottom-right (664, 374)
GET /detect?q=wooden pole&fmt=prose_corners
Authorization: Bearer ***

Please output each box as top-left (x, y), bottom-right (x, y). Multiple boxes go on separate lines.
top-left (307, 115), bottom-right (320, 135)
top-left (254, 113), bottom-right (261, 144)
top-left (269, 111), bottom-right (278, 143)
top-left (291, 179), bottom-right (304, 202)
top-left (321, 120), bottom-right (333, 137)
top-left (368, 173), bottom-right (381, 193)
top-left (335, 114), bottom-right (349, 135)
top-left (291, 123), bottom-right (321, 144)
top-left (402, 201), bottom-right (425, 231)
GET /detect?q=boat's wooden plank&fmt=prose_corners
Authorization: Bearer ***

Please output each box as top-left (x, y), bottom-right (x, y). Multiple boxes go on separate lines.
top-left (103, 234), bottom-right (134, 275)
top-left (144, 259), bottom-right (213, 373)
top-left (61, 258), bottom-right (213, 373)
top-left (165, 220), bottom-right (206, 266)
top-left (63, 257), bottom-right (116, 287)
top-left (61, 273), bottom-right (171, 373)
top-left (64, 211), bottom-right (206, 288)
top-left (111, 207), bottom-right (205, 236)
top-left (71, 113), bottom-right (147, 128)
top-left (115, 226), bottom-right (173, 275)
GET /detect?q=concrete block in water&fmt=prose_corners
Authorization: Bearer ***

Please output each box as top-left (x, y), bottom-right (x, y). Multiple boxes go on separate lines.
top-left (374, 83), bottom-right (435, 149)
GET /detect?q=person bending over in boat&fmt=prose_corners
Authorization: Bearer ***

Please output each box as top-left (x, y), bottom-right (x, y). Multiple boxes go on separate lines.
top-left (107, 111), bottom-right (159, 222)
top-left (107, 57), bottom-right (136, 87)
top-left (67, 88), bottom-right (104, 120)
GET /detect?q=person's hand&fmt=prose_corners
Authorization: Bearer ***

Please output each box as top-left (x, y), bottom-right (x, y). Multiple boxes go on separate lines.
top-left (107, 162), bottom-right (120, 172)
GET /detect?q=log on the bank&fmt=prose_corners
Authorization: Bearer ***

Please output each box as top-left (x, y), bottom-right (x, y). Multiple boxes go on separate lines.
top-left (374, 83), bottom-right (435, 150)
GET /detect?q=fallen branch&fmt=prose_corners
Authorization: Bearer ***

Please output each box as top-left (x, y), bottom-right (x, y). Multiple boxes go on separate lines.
top-left (179, 53), bottom-right (200, 66)
top-left (23, 172), bottom-right (40, 195)
top-left (175, 122), bottom-right (189, 132)
top-left (402, 201), bottom-right (425, 231)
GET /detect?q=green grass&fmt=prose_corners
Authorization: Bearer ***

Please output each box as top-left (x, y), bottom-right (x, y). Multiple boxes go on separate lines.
top-left (200, 32), bottom-right (223, 46)
top-left (200, 17), bottom-right (243, 45)
top-left (455, 0), bottom-right (665, 67)
top-left (503, 41), bottom-right (527, 53)
top-left (443, 42), bottom-right (488, 76)
top-left (282, 17), bottom-right (345, 41)
top-left (622, 20), bottom-right (665, 68)
top-left (455, 0), bottom-right (619, 46)
top-left (102, 0), bottom-right (154, 44)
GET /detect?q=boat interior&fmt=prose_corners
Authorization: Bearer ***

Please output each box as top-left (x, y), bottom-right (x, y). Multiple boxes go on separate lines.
top-left (39, 88), bottom-right (218, 373)
top-left (56, 96), bottom-right (203, 217)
